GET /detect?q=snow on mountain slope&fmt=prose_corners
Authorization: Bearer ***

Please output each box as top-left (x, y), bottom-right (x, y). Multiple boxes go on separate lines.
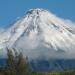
top-left (0, 8), bottom-right (75, 59)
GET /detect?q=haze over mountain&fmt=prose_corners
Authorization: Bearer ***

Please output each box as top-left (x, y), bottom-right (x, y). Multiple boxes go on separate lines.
top-left (0, 8), bottom-right (75, 60)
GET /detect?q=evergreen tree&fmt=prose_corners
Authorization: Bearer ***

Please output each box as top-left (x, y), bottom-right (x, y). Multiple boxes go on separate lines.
top-left (16, 52), bottom-right (32, 75)
top-left (6, 48), bottom-right (16, 75)
top-left (6, 48), bottom-right (32, 75)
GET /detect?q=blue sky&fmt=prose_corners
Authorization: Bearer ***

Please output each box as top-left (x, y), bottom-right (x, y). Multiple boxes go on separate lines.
top-left (0, 0), bottom-right (75, 27)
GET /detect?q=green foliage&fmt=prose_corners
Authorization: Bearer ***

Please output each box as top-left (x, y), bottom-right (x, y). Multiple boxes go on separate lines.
top-left (6, 49), bottom-right (17, 75)
top-left (15, 52), bottom-right (32, 75)
top-left (0, 48), bottom-right (32, 75)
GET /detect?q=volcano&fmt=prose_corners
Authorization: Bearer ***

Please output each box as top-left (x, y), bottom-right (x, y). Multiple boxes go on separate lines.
top-left (0, 8), bottom-right (75, 72)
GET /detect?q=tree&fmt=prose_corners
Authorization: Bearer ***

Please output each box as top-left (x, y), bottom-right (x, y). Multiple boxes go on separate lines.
top-left (6, 48), bottom-right (17, 75)
top-left (16, 52), bottom-right (32, 75)
top-left (6, 48), bottom-right (32, 75)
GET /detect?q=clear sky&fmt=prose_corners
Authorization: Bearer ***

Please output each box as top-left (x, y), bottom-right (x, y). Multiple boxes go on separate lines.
top-left (0, 0), bottom-right (75, 27)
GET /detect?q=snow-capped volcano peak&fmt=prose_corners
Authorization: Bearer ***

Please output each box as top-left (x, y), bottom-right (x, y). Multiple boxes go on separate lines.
top-left (26, 8), bottom-right (53, 16)
top-left (7, 9), bottom-right (54, 46)
top-left (0, 8), bottom-right (75, 59)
